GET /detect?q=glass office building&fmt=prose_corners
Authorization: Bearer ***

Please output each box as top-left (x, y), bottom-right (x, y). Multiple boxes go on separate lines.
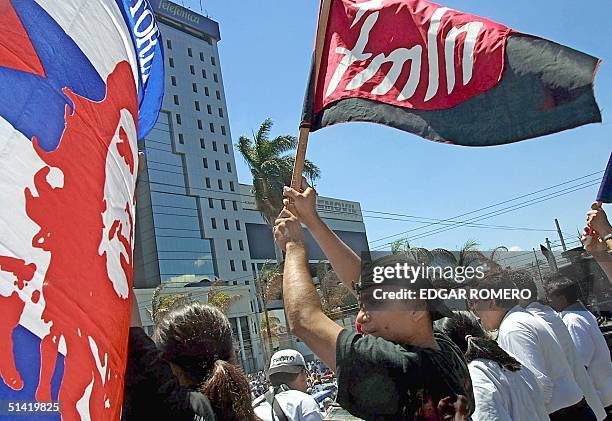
top-left (133, 1), bottom-right (262, 371)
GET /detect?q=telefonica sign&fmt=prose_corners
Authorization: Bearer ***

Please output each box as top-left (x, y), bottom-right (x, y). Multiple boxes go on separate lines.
top-left (152, 0), bottom-right (221, 40)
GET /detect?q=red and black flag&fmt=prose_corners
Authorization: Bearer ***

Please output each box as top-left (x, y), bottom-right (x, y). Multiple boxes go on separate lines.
top-left (302, 0), bottom-right (601, 146)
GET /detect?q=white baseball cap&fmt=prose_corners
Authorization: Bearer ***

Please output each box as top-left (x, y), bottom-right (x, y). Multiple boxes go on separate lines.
top-left (268, 349), bottom-right (306, 375)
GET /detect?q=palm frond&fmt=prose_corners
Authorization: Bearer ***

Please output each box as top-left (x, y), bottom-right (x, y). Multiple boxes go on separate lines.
top-left (268, 135), bottom-right (297, 156)
top-left (236, 136), bottom-right (257, 169)
top-left (255, 118), bottom-right (274, 147)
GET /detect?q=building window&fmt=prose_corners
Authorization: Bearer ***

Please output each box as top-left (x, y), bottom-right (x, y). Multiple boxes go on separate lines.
top-left (198, 120), bottom-right (203, 130)
top-left (205, 177), bottom-right (211, 188)
top-left (173, 95), bottom-right (179, 105)
top-left (200, 138), bottom-right (206, 149)
top-left (221, 126), bottom-right (226, 136)
top-left (218, 108), bottom-right (224, 118)
top-left (227, 239), bottom-right (232, 251)
top-left (211, 218), bottom-right (217, 229)
top-left (205, 87), bottom-right (210, 96)
top-left (187, 47), bottom-right (192, 57)
top-left (229, 181), bottom-right (235, 192)
top-left (202, 68), bottom-right (207, 78)
top-left (195, 101), bottom-right (200, 111)
top-left (190, 65), bottom-right (195, 75)
top-left (226, 162), bottom-right (232, 173)
top-left (178, 133), bottom-right (184, 144)
top-left (218, 179), bottom-right (223, 190)
top-left (230, 260), bottom-right (235, 272)
top-left (171, 76), bottom-right (176, 86)
top-left (208, 198), bottom-right (214, 208)
top-left (242, 260), bottom-right (247, 271)
top-left (216, 90), bottom-right (221, 100)
top-left (213, 73), bottom-right (218, 83)
top-left (238, 239), bottom-right (244, 251)
top-left (224, 144), bottom-right (229, 154)
top-left (233, 201), bottom-right (238, 211)
top-left (221, 199), bottom-right (226, 210)
top-left (215, 160), bottom-right (220, 171)
top-left (169, 57), bottom-right (174, 67)
top-left (211, 56), bottom-right (216, 66)
top-left (166, 39), bottom-right (172, 49)
top-left (207, 104), bottom-right (212, 114)
top-left (202, 157), bottom-right (208, 168)
top-left (235, 220), bottom-right (241, 231)
top-left (192, 83), bottom-right (198, 93)
top-left (209, 123), bottom-right (215, 133)
top-left (224, 219), bottom-right (229, 230)
top-left (199, 52), bottom-right (204, 61)
top-left (176, 114), bottom-right (181, 125)
top-left (212, 141), bottom-right (217, 152)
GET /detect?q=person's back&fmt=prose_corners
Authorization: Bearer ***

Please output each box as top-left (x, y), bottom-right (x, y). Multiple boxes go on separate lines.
top-left (436, 311), bottom-right (548, 421)
top-left (254, 386), bottom-right (322, 421)
top-left (497, 305), bottom-right (584, 414)
top-left (253, 349), bottom-right (323, 421)
top-left (468, 358), bottom-right (549, 421)
top-left (124, 300), bottom-right (258, 421)
top-left (527, 301), bottom-right (606, 420)
top-left (561, 303), bottom-right (612, 409)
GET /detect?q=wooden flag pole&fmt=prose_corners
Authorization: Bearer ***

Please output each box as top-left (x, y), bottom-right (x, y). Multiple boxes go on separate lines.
top-left (290, 0), bottom-right (333, 191)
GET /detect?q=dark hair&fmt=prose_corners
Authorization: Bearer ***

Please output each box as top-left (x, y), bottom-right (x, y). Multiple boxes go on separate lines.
top-left (471, 271), bottom-right (519, 308)
top-left (544, 274), bottom-right (580, 303)
top-left (269, 371), bottom-right (301, 387)
top-left (509, 270), bottom-right (539, 303)
top-left (154, 302), bottom-right (258, 421)
top-left (436, 311), bottom-right (522, 371)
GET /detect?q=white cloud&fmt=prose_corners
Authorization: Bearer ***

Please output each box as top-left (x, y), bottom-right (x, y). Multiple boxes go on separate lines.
top-left (508, 246), bottom-right (524, 252)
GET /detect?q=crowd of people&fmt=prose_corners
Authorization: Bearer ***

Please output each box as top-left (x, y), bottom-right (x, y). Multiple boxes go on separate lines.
top-left (121, 176), bottom-right (612, 420)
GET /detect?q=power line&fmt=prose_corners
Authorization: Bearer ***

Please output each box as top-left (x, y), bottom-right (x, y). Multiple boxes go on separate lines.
top-left (372, 179), bottom-right (600, 250)
top-left (369, 171), bottom-right (603, 244)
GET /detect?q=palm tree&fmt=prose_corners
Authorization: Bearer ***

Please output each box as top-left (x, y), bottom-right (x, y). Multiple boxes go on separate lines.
top-left (207, 280), bottom-right (242, 314)
top-left (146, 284), bottom-right (191, 325)
top-left (236, 119), bottom-right (320, 228)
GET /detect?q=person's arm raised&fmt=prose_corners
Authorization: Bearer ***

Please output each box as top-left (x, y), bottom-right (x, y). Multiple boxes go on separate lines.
top-left (587, 201), bottom-right (612, 251)
top-left (283, 177), bottom-right (362, 292)
top-left (274, 208), bottom-right (342, 370)
top-left (584, 202), bottom-right (612, 283)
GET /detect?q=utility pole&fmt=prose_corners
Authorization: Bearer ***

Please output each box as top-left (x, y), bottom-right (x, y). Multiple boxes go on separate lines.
top-left (545, 238), bottom-right (553, 252)
top-left (533, 248), bottom-right (544, 283)
top-left (255, 271), bottom-right (273, 363)
top-left (555, 219), bottom-right (567, 251)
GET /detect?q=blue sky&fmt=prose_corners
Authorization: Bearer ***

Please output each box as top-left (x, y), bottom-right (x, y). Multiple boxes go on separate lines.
top-left (183, 0), bottom-right (611, 253)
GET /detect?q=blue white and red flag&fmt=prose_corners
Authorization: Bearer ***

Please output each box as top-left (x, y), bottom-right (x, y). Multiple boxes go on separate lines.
top-left (0, 0), bottom-right (163, 419)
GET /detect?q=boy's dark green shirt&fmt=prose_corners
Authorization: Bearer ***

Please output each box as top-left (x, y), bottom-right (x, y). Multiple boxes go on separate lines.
top-left (335, 329), bottom-right (474, 420)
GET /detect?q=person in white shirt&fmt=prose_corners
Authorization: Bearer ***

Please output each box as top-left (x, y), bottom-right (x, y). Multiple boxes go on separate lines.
top-left (436, 311), bottom-right (550, 421)
top-left (513, 271), bottom-right (607, 420)
top-left (545, 274), bottom-right (612, 417)
top-left (470, 272), bottom-right (596, 420)
top-left (253, 349), bottom-right (323, 421)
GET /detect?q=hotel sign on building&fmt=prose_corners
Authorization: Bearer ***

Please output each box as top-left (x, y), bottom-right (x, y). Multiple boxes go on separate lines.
top-left (151, 0), bottom-right (221, 40)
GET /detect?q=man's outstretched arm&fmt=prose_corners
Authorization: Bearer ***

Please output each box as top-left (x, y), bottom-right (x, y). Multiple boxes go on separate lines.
top-left (283, 177), bottom-right (362, 292)
top-left (275, 208), bottom-right (343, 369)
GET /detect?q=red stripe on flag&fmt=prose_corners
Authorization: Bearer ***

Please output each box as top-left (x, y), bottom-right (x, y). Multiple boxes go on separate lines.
top-left (0, 1), bottom-right (46, 77)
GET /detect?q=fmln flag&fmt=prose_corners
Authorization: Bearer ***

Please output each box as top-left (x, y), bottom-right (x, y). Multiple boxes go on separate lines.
top-left (0, 0), bottom-right (163, 420)
top-left (302, 0), bottom-right (601, 146)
